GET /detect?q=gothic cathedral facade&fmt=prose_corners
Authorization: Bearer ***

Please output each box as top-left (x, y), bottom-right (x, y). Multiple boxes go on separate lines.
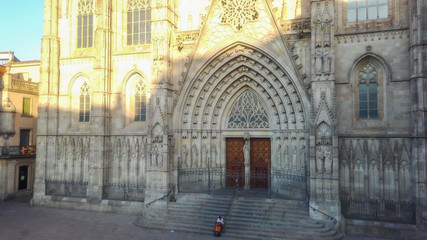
top-left (34, 0), bottom-right (426, 229)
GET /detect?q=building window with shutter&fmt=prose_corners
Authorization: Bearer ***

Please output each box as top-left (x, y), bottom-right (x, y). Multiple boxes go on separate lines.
top-left (22, 98), bottom-right (32, 117)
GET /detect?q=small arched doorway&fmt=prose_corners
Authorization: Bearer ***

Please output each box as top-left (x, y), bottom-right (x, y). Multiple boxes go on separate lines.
top-left (18, 165), bottom-right (28, 190)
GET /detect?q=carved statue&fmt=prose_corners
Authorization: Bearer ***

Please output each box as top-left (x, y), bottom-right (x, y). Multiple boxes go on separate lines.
top-left (291, 145), bottom-right (297, 171)
top-left (191, 144), bottom-right (198, 168)
top-left (282, 145), bottom-right (289, 169)
top-left (300, 145), bottom-right (306, 173)
top-left (316, 146), bottom-right (325, 173)
top-left (323, 50), bottom-right (332, 73)
top-left (211, 144), bottom-right (217, 167)
top-left (243, 140), bottom-right (250, 165)
top-left (243, 139), bottom-right (251, 190)
top-left (151, 144), bottom-right (158, 167)
top-left (202, 144), bottom-right (208, 167)
top-left (276, 144), bottom-right (282, 167)
top-left (324, 146), bottom-right (332, 173)
top-left (182, 144), bottom-right (188, 168)
top-left (315, 50), bottom-right (323, 75)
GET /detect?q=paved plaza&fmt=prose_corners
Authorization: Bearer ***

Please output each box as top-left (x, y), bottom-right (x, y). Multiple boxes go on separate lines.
top-left (0, 197), bottom-right (424, 240)
top-left (0, 197), bottom-right (240, 240)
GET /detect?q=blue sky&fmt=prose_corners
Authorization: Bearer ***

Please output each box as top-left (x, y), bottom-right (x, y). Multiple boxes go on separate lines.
top-left (0, 0), bottom-right (44, 61)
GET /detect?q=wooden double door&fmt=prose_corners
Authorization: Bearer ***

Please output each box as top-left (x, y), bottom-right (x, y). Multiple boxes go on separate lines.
top-left (226, 138), bottom-right (270, 188)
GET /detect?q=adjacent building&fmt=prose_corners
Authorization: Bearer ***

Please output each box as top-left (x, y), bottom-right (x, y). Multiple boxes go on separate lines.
top-left (0, 52), bottom-right (39, 201)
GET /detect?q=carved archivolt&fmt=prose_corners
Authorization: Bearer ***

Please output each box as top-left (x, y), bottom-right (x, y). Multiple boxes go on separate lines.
top-left (177, 44), bottom-right (307, 131)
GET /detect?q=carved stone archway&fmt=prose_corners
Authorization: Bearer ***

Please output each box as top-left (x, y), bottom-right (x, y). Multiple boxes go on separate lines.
top-left (174, 43), bottom-right (310, 195)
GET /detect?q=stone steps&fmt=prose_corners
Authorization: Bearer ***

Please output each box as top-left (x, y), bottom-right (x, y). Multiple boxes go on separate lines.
top-left (136, 193), bottom-right (342, 239)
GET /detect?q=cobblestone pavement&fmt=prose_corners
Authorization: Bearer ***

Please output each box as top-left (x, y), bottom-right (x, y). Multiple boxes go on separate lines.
top-left (0, 198), bottom-right (240, 240)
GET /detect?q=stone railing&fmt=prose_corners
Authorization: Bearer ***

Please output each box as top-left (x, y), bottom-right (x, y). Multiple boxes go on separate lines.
top-left (9, 78), bottom-right (39, 94)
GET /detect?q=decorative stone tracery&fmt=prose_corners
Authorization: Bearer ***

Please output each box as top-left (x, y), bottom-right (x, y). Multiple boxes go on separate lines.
top-left (220, 0), bottom-right (259, 31)
top-left (78, 0), bottom-right (94, 15)
top-left (227, 91), bottom-right (269, 129)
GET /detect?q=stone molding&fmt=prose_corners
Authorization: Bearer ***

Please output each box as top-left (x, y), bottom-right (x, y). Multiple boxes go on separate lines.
top-left (280, 18), bottom-right (311, 34)
top-left (335, 29), bottom-right (409, 44)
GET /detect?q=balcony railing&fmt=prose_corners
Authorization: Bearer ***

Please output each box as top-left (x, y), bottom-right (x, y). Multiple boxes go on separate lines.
top-left (9, 78), bottom-right (39, 94)
top-left (0, 145), bottom-right (36, 157)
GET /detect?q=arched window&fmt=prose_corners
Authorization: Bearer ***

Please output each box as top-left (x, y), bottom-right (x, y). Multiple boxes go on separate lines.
top-left (125, 74), bottom-right (148, 123)
top-left (77, 0), bottom-right (94, 48)
top-left (358, 63), bottom-right (378, 119)
top-left (352, 56), bottom-right (388, 122)
top-left (227, 91), bottom-right (269, 129)
top-left (134, 79), bottom-right (147, 122)
top-left (79, 82), bottom-right (91, 122)
top-left (127, 0), bottom-right (151, 45)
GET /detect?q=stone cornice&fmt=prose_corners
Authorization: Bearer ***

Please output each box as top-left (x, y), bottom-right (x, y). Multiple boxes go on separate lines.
top-left (280, 18), bottom-right (311, 34)
top-left (176, 30), bottom-right (200, 45)
top-left (335, 28), bottom-right (409, 44)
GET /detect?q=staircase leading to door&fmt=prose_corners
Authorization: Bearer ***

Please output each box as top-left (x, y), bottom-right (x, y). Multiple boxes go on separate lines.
top-left (136, 193), bottom-right (343, 240)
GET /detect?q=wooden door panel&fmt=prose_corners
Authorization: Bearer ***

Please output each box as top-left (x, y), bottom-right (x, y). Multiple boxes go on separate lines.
top-left (226, 138), bottom-right (245, 187)
top-left (250, 138), bottom-right (270, 188)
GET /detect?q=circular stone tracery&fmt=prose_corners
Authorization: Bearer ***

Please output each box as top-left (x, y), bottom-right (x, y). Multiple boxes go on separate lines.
top-left (220, 0), bottom-right (259, 31)
top-left (180, 44), bottom-right (306, 132)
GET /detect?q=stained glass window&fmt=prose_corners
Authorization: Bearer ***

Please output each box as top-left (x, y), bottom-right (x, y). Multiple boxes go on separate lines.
top-left (127, 0), bottom-right (151, 45)
top-left (77, 0), bottom-right (94, 48)
top-left (79, 82), bottom-right (91, 122)
top-left (227, 91), bottom-right (269, 128)
top-left (359, 64), bottom-right (378, 119)
top-left (134, 79), bottom-right (146, 122)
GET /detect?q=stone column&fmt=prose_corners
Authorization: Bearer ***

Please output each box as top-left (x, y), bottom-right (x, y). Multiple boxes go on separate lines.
top-left (143, 0), bottom-right (176, 215)
top-left (33, 0), bottom-right (61, 206)
top-left (86, 0), bottom-right (112, 204)
top-left (309, 0), bottom-right (341, 226)
top-left (409, 0), bottom-right (427, 230)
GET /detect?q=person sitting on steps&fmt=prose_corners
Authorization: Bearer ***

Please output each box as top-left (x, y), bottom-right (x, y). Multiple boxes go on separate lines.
top-left (216, 216), bottom-right (224, 232)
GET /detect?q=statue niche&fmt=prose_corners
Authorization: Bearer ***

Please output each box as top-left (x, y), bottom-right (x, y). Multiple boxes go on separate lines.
top-left (315, 122), bottom-right (332, 174)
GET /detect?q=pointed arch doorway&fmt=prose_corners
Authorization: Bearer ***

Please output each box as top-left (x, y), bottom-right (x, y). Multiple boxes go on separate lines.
top-left (174, 43), bottom-right (309, 200)
top-left (225, 91), bottom-right (271, 189)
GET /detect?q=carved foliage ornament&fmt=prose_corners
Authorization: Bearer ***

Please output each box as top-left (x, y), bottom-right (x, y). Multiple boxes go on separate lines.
top-left (220, 0), bottom-right (259, 31)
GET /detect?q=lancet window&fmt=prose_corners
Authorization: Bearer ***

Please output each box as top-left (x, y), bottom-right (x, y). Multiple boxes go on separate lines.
top-left (347, 0), bottom-right (388, 22)
top-left (79, 82), bottom-right (91, 122)
top-left (134, 79), bottom-right (147, 122)
top-left (127, 0), bottom-right (151, 45)
top-left (227, 91), bottom-right (269, 129)
top-left (77, 0), bottom-right (94, 48)
top-left (358, 64), bottom-right (378, 119)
